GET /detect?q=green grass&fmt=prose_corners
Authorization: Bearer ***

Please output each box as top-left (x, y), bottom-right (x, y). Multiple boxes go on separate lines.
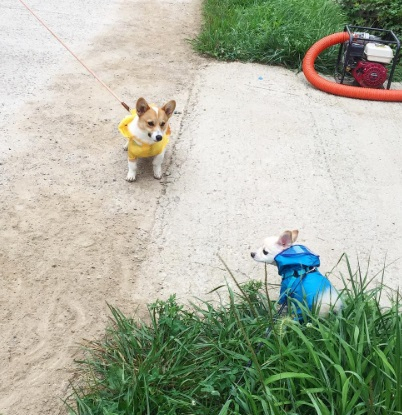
top-left (193, 0), bottom-right (346, 71)
top-left (68, 256), bottom-right (402, 415)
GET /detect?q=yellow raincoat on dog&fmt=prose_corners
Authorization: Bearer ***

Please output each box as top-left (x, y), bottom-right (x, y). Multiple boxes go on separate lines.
top-left (118, 110), bottom-right (170, 160)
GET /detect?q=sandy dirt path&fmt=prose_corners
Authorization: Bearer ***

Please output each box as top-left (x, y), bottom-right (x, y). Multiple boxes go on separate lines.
top-left (0, 1), bottom-right (202, 413)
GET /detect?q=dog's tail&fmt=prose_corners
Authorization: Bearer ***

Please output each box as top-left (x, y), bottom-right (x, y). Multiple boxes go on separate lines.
top-left (317, 287), bottom-right (343, 318)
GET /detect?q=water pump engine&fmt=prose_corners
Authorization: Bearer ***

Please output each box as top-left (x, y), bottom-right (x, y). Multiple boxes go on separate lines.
top-left (335, 26), bottom-right (400, 89)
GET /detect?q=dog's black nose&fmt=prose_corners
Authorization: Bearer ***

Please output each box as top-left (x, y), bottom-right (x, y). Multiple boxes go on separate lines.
top-left (250, 252), bottom-right (255, 258)
top-left (156, 135), bottom-right (163, 142)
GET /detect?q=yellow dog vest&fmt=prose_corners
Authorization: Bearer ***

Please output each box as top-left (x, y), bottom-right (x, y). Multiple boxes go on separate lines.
top-left (118, 110), bottom-right (170, 160)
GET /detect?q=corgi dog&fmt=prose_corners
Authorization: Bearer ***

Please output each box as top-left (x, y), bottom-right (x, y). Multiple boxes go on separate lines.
top-left (251, 230), bottom-right (342, 318)
top-left (118, 97), bottom-right (176, 181)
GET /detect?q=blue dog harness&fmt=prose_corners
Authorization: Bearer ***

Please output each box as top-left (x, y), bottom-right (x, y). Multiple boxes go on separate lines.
top-left (274, 245), bottom-right (332, 313)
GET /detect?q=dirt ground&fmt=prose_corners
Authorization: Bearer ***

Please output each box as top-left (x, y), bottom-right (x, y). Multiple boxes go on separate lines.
top-left (2, 1), bottom-right (402, 414)
top-left (0, 0), bottom-right (203, 413)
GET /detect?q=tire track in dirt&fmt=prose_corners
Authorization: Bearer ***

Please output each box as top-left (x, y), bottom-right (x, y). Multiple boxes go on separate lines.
top-left (0, 1), bottom-right (203, 413)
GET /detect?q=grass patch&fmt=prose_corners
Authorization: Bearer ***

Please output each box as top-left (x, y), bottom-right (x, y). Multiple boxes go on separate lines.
top-left (193, 0), bottom-right (346, 71)
top-left (68, 256), bottom-right (402, 414)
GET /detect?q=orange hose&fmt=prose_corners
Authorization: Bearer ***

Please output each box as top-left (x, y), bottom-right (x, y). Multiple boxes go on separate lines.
top-left (302, 32), bottom-right (402, 101)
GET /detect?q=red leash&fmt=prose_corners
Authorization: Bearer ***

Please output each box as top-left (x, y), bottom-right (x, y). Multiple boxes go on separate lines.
top-left (18, 0), bottom-right (131, 112)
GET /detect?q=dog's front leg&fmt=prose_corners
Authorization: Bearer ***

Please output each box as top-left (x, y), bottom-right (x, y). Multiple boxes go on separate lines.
top-left (126, 159), bottom-right (137, 182)
top-left (152, 150), bottom-right (165, 180)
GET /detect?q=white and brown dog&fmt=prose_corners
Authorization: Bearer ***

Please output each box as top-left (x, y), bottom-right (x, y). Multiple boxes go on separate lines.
top-left (251, 230), bottom-right (342, 318)
top-left (118, 97), bottom-right (176, 181)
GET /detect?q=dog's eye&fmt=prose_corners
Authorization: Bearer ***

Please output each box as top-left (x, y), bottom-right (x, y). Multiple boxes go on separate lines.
top-left (160, 122), bottom-right (166, 127)
top-left (263, 249), bottom-right (269, 255)
top-left (147, 121), bottom-right (155, 127)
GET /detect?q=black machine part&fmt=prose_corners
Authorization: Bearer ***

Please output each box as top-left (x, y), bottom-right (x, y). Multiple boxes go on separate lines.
top-left (335, 25), bottom-right (401, 89)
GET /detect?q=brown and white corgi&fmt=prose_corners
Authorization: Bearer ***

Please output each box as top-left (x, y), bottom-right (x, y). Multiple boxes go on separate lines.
top-left (118, 97), bottom-right (176, 181)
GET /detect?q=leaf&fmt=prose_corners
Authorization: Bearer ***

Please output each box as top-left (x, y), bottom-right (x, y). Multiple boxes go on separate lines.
top-left (264, 372), bottom-right (314, 385)
top-left (218, 400), bottom-right (232, 415)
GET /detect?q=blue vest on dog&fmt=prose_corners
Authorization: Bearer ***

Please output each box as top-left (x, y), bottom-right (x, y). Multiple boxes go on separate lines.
top-left (274, 245), bottom-right (331, 312)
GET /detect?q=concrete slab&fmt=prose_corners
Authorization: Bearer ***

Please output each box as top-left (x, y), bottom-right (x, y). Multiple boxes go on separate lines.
top-left (133, 62), bottom-right (402, 306)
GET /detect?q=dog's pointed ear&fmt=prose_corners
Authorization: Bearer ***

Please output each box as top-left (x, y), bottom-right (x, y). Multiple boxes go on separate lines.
top-left (278, 230), bottom-right (294, 247)
top-left (136, 97), bottom-right (150, 116)
top-left (291, 230), bottom-right (299, 243)
top-left (162, 100), bottom-right (176, 117)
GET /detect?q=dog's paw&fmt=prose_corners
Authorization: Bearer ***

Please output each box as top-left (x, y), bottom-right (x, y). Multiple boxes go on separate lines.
top-left (126, 172), bottom-right (136, 182)
top-left (153, 167), bottom-right (162, 180)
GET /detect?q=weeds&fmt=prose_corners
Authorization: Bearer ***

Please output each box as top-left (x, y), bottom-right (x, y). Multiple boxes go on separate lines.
top-left (193, 0), bottom-right (346, 72)
top-left (336, 0), bottom-right (402, 37)
top-left (68, 255), bottom-right (402, 414)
